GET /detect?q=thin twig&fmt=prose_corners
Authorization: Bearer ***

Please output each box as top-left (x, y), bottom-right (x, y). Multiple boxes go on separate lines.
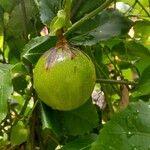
top-left (124, 0), bottom-right (137, 15)
top-left (64, 0), bottom-right (114, 36)
top-left (137, 0), bottom-right (150, 17)
top-left (25, 100), bottom-right (38, 126)
top-left (88, 48), bottom-right (115, 113)
top-left (19, 96), bottom-right (31, 117)
top-left (30, 109), bottom-right (36, 150)
top-left (113, 0), bottom-right (116, 9)
top-left (96, 78), bottom-right (137, 85)
top-left (104, 47), bottom-right (122, 77)
top-left (28, 64), bottom-right (37, 150)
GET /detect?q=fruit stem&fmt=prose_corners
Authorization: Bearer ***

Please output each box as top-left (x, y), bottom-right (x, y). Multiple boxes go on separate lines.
top-left (56, 29), bottom-right (69, 49)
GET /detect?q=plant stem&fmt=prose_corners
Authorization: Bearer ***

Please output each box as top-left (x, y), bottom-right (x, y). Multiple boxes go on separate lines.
top-left (64, 0), bottom-right (114, 36)
top-left (30, 109), bottom-right (36, 150)
top-left (12, 81), bottom-right (33, 128)
top-left (104, 47), bottom-right (123, 77)
top-left (25, 63), bottom-right (38, 150)
top-left (102, 85), bottom-right (114, 114)
top-left (89, 49), bottom-right (115, 114)
top-left (19, 95), bottom-right (31, 117)
top-left (125, 0), bottom-right (137, 15)
top-left (25, 100), bottom-right (38, 126)
top-left (96, 78), bottom-right (137, 85)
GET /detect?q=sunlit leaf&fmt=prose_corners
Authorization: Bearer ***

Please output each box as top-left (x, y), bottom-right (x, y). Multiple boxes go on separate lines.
top-left (50, 10), bottom-right (66, 35)
top-left (10, 121), bottom-right (28, 146)
top-left (0, 6), bottom-right (4, 50)
top-left (134, 20), bottom-right (150, 49)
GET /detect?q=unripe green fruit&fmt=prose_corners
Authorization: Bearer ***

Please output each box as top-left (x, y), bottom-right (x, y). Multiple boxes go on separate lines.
top-left (33, 38), bottom-right (96, 111)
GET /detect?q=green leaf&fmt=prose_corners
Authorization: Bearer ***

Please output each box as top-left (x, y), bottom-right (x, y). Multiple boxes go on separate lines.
top-left (11, 63), bottom-right (28, 76)
top-left (40, 100), bottom-right (99, 136)
top-left (0, 0), bottom-right (19, 13)
top-left (41, 128), bottom-right (58, 150)
top-left (61, 135), bottom-right (97, 150)
top-left (125, 41), bottom-right (150, 73)
top-left (91, 101), bottom-right (150, 150)
top-left (0, 133), bottom-right (9, 149)
top-left (70, 9), bottom-right (132, 46)
top-left (134, 20), bottom-right (150, 49)
top-left (10, 121), bottom-right (28, 146)
top-left (11, 63), bottom-right (29, 94)
top-left (71, 0), bottom-right (106, 22)
top-left (40, 102), bottom-right (62, 136)
top-left (40, 103), bottom-right (60, 148)
top-left (6, 0), bottom-right (37, 38)
top-left (62, 100), bottom-right (99, 136)
top-left (5, 0), bottom-right (39, 50)
top-left (12, 75), bottom-right (28, 94)
top-left (112, 41), bottom-right (150, 73)
top-left (5, 0), bottom-right (39, 64)
top-left (0, 63), bottom-right (13, 123)
top-left (36, 0), bottom-right (62, 25)
top-left (132, 65), bottom-right (150, 97)
top-left (122, 68), bottom-right (132, 81)
top-left (50, 10), bottom-right (66, 35)
top-left (21, 36), bottom-right (56, 65)
top-left (7, 40), bottom-right (22, 64)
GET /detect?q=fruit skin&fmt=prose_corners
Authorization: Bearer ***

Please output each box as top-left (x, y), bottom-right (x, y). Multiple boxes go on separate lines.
top-left (33, 47), bottom-right (96, 111)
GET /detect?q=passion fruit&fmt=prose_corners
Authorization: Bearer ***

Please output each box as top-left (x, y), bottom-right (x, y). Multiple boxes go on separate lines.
top-left (33, 36), bottom-right (96, 111)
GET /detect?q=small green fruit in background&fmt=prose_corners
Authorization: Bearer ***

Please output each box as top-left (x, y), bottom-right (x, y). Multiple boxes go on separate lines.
top-left (33, 36), bottom-right (96, 111)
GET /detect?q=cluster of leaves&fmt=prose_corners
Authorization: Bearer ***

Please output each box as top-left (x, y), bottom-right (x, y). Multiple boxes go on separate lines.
top-left (0, 0), bottom-right (150, 149)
